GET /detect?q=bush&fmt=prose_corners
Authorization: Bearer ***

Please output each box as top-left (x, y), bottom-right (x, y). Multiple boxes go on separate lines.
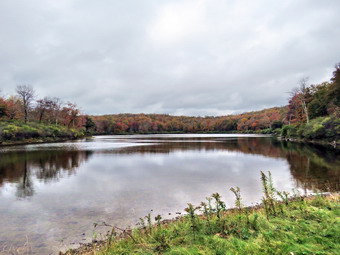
top-left (272, 121), bottom-right (283, 129)
top-left (281, 125), bottom-right (297, 138)
top-left (1, 124), bottom-right (19, 140)
top-left (258, 128), bottom-right (272, 134)
top-left (272, 128), bottom-right (282, 135)
top-left (282, 117), bottom-right (340, 140)
top-left (281, 125), bottom-right (289, 137)
top-left (0, 120), bottom-right (85, 142)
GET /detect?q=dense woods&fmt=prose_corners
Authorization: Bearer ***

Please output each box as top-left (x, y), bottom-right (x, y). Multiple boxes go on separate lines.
top-left (92, 107), bottom-right (287, 134)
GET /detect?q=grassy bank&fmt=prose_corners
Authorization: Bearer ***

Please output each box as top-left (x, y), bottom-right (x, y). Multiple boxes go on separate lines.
top-left (64, 172), bottom-right (340, 255)
top-left (0, 120), bottom-right (85, 145)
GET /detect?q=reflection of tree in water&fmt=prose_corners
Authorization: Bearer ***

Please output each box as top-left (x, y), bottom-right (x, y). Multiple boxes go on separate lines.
top-left (108, 137), bottom-right (340, 192)
top-left (106, 137), bottom-right (289, 158)
top-left (0, 137), bottom-right (338, 198)
top-left (16, 160), bottom-right (34, 198)
top-left (34, 150), bottom-right (91, 181)
top-left (282, 142), bottom-right (340, 192)
top-left (0, 150), bottom-right (92, 198)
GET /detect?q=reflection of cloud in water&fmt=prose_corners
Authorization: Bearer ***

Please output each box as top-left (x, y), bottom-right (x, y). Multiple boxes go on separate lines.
top-left (0, 141), bottom-right (152, 153)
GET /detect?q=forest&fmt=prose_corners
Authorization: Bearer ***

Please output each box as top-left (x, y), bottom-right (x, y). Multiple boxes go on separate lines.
top-left (92, 107), bottom-right (287, 134)
top-left (0, 64), bottom-right (339, 143)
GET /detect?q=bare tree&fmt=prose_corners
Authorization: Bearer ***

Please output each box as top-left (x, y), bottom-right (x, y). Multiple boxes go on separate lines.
top-left (289, 77), bottom-right (310, 124)
top-left (298, 77), bottom-right (310, 124)
top-left (50, 97), bottom-right (62, 125)
top-left (16, 85), bottom-right (35, 123)
top-left (36, 97), bottom-right (54, 123)
top-left (0, 89), bottom-right (6, 119)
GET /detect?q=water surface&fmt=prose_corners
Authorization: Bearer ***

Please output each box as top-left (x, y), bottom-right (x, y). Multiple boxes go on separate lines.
top-left (0, 134), bottom-right (339, 254)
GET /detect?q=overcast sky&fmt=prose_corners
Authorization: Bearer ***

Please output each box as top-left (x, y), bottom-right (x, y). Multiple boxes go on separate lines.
top-left (0, 0), bottom-right (339, 116)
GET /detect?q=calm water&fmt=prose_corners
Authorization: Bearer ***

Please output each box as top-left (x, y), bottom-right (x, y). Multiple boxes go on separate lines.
top-left (0, 134), bottom-right (339, 254)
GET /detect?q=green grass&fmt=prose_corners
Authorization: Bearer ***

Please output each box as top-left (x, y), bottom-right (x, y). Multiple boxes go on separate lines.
top-left (66, 172), bottom-right (339, 255)
top-left (0, 120), bottom-right (85, 143)
top-left (96, 196), bottom-right (339, 255)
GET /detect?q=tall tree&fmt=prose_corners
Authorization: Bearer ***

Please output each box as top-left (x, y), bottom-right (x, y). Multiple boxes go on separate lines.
top-left (62, 102), bottom-right (80, 128)
top-left (0, 97), bottom-right (7, 119)
top-left (5, 96), bottom-right (22, 120)
top-left (307, 83), bottom-right (329, 119)
top-left (327, 63), bottom-right (340, 117)
top-left (329, 63), bottom-right (340, 105)
top-left (288, 77), bottom-right (311, 124)
top-left (0, 90), bottom-right (7, 119)
top-left (84, 116), bottom-right (96, 134)
top-left (16, 85), bottom-right (35, 123)
top-left (298, 77), bottom-right (310, 124)
top-left (49, 97), bottom-right (62, 125)
top-left (36, 97), bottom-right (55, 123)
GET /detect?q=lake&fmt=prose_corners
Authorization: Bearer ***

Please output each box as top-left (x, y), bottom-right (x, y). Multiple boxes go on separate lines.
top-left (0, 134), bottom-right (339, 254)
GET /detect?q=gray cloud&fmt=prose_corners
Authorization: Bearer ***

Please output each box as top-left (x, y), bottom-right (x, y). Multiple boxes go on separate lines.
top-left (0, 0), bottom-right (339, 116)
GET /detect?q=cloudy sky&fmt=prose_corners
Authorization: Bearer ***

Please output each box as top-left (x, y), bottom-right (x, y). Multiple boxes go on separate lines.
top-left (0, 0), bottom-right (339, 116)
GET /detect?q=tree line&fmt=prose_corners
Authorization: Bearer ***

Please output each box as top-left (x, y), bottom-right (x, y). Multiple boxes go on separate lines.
top-left (0, 85), bottom-right (84, 128)
top-left (92, 107), bottom-right (287, 134)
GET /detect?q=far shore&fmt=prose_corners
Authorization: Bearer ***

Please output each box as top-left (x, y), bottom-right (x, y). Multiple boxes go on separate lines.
top-left (1, 132), bottom-right (338, 149)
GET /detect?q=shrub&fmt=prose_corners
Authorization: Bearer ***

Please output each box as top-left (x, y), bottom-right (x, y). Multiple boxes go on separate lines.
top-left (281, 125), bottom-right (297, 138)
top-left (0, 120), bottom-right (85, 142)
top-left (281, 125), bottom-right (289, 137)
top-left (271, 128), bottom-right (282, 135)
top-left (272, 121), bottom-right (283, 129)
top-left (260, 128), bottom-right (272, 134)
top-left (301, 117), bottom-right (339, 140)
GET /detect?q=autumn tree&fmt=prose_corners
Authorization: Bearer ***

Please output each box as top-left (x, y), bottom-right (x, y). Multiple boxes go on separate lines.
top-left (286, 93), bottom-right (305, 124)
top-left (307, 83), bottom-right (330, 119)
top-left (297, 77), bottom-right (311, 123)
top-left (0, 97), bottom-right (7, 119)
top-left (36, 97), bottom-right (54, 123)
top-left (84, 116), bottom-right (96, 134)
top-left (16, 85), bottom-right (35, 123)
top-left (329, 63), bottom-right (340, 106)
top-left (62, 102), bottom-right (80, 128)
top-left (327, 63), bottom-right (340, 117)
top-left (287, 77), bottom-right (313, 124)
top-left (48, 97), bottom-right (62, 125)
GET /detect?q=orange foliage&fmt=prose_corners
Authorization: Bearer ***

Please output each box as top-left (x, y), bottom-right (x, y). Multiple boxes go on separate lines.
top-left (92, 107), bottom-right (287, 134)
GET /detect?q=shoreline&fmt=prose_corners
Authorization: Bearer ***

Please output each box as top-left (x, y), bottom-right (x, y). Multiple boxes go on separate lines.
top-left (1, 133), bottom-right (338, 148)
top-left (278, 136), bottom-right (339, 148)
top-left (61, 192), bottom-right (339, 255)
top-left (0, 132), bottom-right (272, 147)
top-left (0, 137), bottom-right (86, 147)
